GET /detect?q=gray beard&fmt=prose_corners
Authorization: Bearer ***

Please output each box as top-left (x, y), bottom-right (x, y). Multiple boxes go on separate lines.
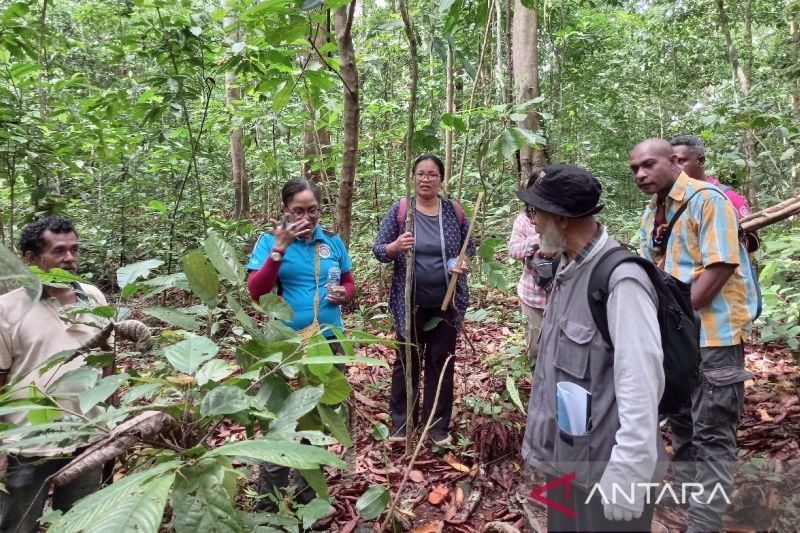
top-left (539, 225), bottom-right (566, 255)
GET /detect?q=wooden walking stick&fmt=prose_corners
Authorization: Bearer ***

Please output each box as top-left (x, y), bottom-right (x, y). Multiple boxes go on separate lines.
top-left (442, 192), bottom-right (483, 311)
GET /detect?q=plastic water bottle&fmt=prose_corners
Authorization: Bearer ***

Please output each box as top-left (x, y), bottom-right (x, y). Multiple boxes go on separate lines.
top-left (327, 266), bottom-right (341, 287)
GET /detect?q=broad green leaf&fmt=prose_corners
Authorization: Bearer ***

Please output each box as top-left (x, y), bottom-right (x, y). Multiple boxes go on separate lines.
top-left (226, 294), bottom-right (259, 335)
top-left (295, 431), bottom-right (338, 446)
top-left (120, 382), bottom-right (163, 405)
top-left (204, 232), bottom-right (244, 284)
top-left (183, 251), bottom-right (219, 309)
top-left (26, 387), bottom-right (59, 425)
top-left (254, 376), bottom-right (290, 413)
top-left (300, 497), bottom-right (333, 529)
top-left (356, 485), bottom-right (390, 520)
top-left (79, 374), bottom-right (128, 414)
top-left (30, 266), bottom-right (83, 286)
top-left (196, 359), bottom-right (236, 386)
top-left (422, 317), bottom-right (443, 331)
top-left (271, 83), bottom-right (293, 113)
top-left (371, 422), bottom-right (389, 442)
top-left (200, 385), bottom-right (250, 417)
top-left (207, 439), bottom-right (346, 469)
top-left (143, 306), bottom-right (201, 331)
top-left (298, 468), bottom-right (331, 502)
top-left (267, 386), bottom-right (324, 439)
top-left (257, 293), bottom-right (294, 321)
top-left (116, 259), bottom-right (164, 289)
top-left (320, 370), bottom-right (351, 405)
top-left (45, 461), bottom-right (180, 533)
top-left (170, 458), bottom-right (243, 533)
top-left (0, 403), bottom-right (59, 417)
top-left (164, 336), bottom-right (219, 375)
top-left (305, 333), bottom-right (333, 378)
top-left (318, 404), bottom-right (352, 447)
top-left (47, 367), bottom-right (99, 394)
top-left (506, 375), bottom-right (526, 414)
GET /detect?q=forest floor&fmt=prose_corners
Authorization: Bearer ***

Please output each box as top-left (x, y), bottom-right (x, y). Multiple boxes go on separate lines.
top-left (313, 287), bottom-right (800, 532)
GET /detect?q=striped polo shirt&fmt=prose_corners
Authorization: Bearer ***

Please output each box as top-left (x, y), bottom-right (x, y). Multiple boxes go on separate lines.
top-left (639, 172), bottom-right (758, 347)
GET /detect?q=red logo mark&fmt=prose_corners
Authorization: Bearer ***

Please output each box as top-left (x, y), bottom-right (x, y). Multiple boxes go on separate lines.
top-left (530, 471), bottom-right (577, 518)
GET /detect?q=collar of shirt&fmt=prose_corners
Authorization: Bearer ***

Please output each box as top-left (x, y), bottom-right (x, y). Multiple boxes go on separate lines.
top-left (648, 171), bottom-right (691, 211)
top-left (572, 222), bottom-right (605, 266)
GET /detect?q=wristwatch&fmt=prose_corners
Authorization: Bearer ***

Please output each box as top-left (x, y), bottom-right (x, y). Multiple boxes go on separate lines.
top-left (269, 249), bottom-right (285, 262)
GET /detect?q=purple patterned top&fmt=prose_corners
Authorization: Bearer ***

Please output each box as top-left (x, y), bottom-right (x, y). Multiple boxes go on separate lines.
top-left (373, 197), bottom-right (476, 335)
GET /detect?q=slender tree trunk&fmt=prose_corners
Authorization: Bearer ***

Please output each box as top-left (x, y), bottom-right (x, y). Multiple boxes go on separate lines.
top-left (716, 0), bottom-right (757, 206)
top-left (303, 23), bottom-right (333, 184)
top-left (223, 1), bottom-right (249, 218)
top-left (791, 15), bottom-right (799, 191)
top-left (455, 0), bottom-right (495, 202)
top-left (512, 0), bottom-right (547, 187)
top-left (444, 42), bottom-right (454, 189)
top-left (334, 1), bottom-right (359, 247)
top-left (493, 0), bottom-right (505, 102)
top-left (398, 0), bottom-right (418, 456)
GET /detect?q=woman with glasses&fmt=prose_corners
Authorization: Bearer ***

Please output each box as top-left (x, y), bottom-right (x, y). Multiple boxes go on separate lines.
top-left (247, 178), bottom-right (355, 332)
top-left (508, 172), bottom-right (550, 361)
top-left (373, 154), bottom-right (475, 447)
top-left (246, 178), bottom-right (354, 510)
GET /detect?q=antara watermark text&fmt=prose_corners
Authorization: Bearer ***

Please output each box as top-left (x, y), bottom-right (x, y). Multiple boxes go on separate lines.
top-left (585, 482), bottom-right (731, 506)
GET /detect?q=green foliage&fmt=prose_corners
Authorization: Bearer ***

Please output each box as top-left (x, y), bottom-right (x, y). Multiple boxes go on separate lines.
top-left (355, 484), bottom-right (390, 520)
top-left (0, 234), bottom-right (389, 531)
top-left (756, 222), bottom-right (800, 352)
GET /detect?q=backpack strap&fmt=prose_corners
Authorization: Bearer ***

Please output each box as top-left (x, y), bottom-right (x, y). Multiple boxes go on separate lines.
top-left (587, 247), bottom-right (658, 348)
top-left (396, 198), bottom-right (409, 230)
top-left (450, 199), bottom-right (466, 225)
top-left (661, 187), bottom-right (728, 250)
top-left (396, 196), bottom-right (466, 230)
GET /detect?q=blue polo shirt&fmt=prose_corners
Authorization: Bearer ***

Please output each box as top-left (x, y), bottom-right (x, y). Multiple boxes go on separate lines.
top-left (247, 225), bottom-right (352, 332)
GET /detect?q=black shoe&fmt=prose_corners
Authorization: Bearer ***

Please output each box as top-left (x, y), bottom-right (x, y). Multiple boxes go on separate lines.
top-left (429, 429), bottom-right (452, 446)
top-left (388, 426), bottom-right (406, 442)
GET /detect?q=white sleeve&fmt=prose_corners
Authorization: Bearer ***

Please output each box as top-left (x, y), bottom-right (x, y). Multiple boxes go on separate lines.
top-left (598, 276), bottom-right (664, 513)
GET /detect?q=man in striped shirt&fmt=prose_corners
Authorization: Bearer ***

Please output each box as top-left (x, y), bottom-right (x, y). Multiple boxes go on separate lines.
top-left (630, 138), bottom-right (758, 532)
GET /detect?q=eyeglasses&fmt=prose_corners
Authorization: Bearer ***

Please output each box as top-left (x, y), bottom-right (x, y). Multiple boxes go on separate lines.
top-left (525, 205), bottom-right (537, 219)
top-left (288, 206), bottom-right (320, 218)
top-left (414, 172), bottom-right (440, 181)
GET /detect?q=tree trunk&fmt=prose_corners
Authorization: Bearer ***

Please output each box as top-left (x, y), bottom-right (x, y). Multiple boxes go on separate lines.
top-left (444, 42), bottom-right (454, 189)
top-left (303, 23), bottom-right (333, 184)
top-left (716, 0), bottom-right (757, 207)
top-left (223, 1), bottom-right (249, 218)
top-left (791, 15), bottom-right (799, 191)
top-left (334, 1), bottom-right (359, 247)
top-left (398, 0), bottom-right (418, 456)
top-left (512, 0), bottom-right (547, 187)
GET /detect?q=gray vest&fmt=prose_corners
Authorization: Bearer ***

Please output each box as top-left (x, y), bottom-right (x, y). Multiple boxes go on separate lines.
top-left (521, 232), bottom-right (654, 490)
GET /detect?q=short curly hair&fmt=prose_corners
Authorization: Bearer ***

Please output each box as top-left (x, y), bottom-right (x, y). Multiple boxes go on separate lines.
top-left (19, 217), bottom-right (78, 256)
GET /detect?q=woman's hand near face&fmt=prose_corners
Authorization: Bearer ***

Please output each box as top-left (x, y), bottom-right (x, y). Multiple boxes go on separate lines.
top-left (387, 231), bottom-right (414, 258)
top-left (271, 218), bottom-right (313, 250)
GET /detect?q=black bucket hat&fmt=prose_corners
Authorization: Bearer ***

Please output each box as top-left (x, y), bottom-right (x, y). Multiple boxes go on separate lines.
top-left (515, 165), bottom-right (604, 218)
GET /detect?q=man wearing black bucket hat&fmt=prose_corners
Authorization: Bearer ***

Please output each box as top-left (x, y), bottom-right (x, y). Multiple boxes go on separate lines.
top-left (519, 165), bottom-right (665, 532)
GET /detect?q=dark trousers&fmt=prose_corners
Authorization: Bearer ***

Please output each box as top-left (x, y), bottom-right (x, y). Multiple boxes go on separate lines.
top-left (390, 306), bottom-right (458, 433)
top-left (545, 475), bottom-right (655, 532)
top-left (668, 344), bottom-right (746, 532)
top-left (0, 453), bottom-right (102, 533)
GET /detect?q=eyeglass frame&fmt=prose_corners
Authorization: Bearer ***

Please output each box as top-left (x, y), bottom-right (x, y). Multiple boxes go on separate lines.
top-left (414, 172), bottom-right (441, 181)
top-left (525, 205), bottom-right (537, 220)
top-left (286, 206), bottom-right (320, 218)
